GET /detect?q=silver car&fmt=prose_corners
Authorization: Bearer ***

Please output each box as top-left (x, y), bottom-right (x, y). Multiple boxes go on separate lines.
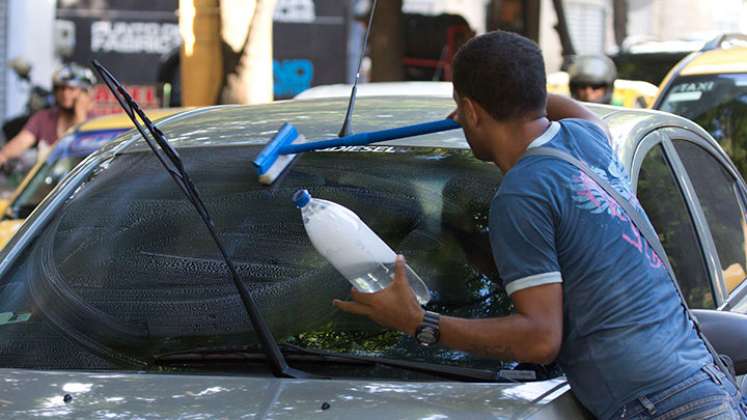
top-left (0, 97), bottom-right (744, 418)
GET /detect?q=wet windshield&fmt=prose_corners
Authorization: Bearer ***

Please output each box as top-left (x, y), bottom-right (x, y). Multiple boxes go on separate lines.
top-left (659, 73), bottom-right (747, 175)
top-left (0, 142), bottom-right (544, 380)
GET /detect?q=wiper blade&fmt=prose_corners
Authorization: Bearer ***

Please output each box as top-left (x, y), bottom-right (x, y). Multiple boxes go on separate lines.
top-left (155, 344), bottom-right (508, 383)
top-left (91, 60), bottom-right (311, 379)
top-left (282, 343), bottom-right (507, 382)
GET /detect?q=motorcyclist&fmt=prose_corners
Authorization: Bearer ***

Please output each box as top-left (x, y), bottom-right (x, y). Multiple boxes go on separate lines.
top-left (0, 63), bottom-right (96, 167)
top-left (567, 55), bottom-right (617, 105)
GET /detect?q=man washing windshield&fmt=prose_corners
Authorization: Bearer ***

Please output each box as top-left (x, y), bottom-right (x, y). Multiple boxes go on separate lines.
top-left (335, 31), bottom-right (747, 419)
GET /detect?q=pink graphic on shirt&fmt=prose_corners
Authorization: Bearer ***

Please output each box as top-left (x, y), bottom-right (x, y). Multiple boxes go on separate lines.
top-left (570, 161), bottom-right (663, 270)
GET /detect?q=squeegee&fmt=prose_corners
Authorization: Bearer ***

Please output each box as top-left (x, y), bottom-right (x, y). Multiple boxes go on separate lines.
top-left (253, 118), bottom-right (460, 184)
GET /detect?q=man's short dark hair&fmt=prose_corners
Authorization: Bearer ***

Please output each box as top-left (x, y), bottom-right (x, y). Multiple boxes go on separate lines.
top-left (453, 31), bottom-right (547, 121)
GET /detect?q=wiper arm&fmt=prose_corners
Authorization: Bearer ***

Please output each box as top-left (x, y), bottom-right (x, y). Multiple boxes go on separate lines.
top-left (281, 343), bottom-right (508, 382)
top-left (91, 60), bottom-right (311, 379)
top-left (155, 344), bottom-right (509, 383)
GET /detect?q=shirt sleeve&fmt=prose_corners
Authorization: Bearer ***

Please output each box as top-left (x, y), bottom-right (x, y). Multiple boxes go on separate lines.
top-left (22, 111), bottom-right (43, 139)
top-left (565, 118), bottom-right (609, 145)
top-left (489, 192), bottom-right (562, 296)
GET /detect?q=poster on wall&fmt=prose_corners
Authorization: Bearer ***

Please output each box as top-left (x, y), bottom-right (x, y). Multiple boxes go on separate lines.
top-left (55, 0), bottom-right (180, 115)
top-left (55, 0), bottom-right (349, 107)
top-left (273, 0), bottom-right (349, 99)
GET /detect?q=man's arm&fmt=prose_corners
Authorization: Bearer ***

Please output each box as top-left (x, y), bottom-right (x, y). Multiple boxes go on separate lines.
top-left (0, 129), bottom-right (36, 166)
top-left (74, 89), bottom-right (93, 125)
top-left (546, 93), bottom-right (610, 139)
top-left (438, 282), bottom-right (562, 363)
top-left (334, 256), bottom-right (563, 364)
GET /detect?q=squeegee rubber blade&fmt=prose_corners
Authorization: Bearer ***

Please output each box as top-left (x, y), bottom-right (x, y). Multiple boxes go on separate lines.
top-left (253, 123), bottom-right (299, 174)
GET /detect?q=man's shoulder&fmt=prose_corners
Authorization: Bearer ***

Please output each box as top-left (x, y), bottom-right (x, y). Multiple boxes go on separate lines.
top-left (500, 157), bottom-right (571, 199)
top-left (559, 118), bottom-right (608, 139)
top-left (27, 107), bottom-right (58, 125)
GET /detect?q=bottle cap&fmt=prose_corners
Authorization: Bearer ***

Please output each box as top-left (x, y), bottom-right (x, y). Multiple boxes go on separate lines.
top-left (293, 189), bottom-right (311, 208)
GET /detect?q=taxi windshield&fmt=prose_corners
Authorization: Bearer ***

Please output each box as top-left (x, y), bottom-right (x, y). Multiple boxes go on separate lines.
top-left (4, 128), bottom-right (127, 221)
top-left (0, 143), bottom-right (550, 380)
top-left (659, 73), bottom-right (747, 175)
top-left (5, 156), bottom-right (84, 220)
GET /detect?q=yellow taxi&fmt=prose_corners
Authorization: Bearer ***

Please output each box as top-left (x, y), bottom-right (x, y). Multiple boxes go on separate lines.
top-left (547, 71), bottom-right (659, 108)
top-left (0, 108), bottom-right (185, 248)
top-left (653, 35), bottom-right (747, 176)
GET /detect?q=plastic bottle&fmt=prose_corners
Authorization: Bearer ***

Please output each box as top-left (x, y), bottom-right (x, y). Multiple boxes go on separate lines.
top-left (293, 189), bottom-right (431, 305)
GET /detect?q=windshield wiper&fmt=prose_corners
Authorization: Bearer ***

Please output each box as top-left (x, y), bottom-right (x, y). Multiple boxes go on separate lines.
top-left (91, 60), bottom-right (311, 379)
top-left (154, 343), bottom-right (509, 383)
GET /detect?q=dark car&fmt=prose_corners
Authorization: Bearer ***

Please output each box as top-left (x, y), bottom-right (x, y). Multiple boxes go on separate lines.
top-left (0, 97), bottom-right (743, 417)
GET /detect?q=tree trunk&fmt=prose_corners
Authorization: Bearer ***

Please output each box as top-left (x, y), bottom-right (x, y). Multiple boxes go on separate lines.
top-left (220, 0), bottom-right (277, 104)
top-left (179, 0), bottom-right (223, 106)
top-left (551, 0), bottom-right (576, 69)
top-left (369, 0), bottom-right (404, 82)
top-left (613, 0), bottom-right (628, 49)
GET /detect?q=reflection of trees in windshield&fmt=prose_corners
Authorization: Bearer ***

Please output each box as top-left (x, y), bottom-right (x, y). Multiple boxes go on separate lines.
top-left (660, 74), bottom-right (747, 177)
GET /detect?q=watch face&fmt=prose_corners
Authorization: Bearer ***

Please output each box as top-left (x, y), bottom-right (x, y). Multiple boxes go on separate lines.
top-left (416, 326), bottom-right (438, 346)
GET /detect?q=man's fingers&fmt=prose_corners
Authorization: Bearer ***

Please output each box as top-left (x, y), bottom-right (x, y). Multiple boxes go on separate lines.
top-left (333, 299), bottom-right (371, 316)
top-left (350, 287), bottom-right (376, 304)
top-left (392, 255), bottom-right (409, 287)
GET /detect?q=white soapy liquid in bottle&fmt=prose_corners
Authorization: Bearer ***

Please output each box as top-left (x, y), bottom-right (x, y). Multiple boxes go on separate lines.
top-left (293, 189), bottom-right (431, 305)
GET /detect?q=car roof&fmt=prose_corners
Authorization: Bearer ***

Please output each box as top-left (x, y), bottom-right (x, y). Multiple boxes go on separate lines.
top-left (680, 46), bottom-right (747, 76)
top-left (295, 82), bottom-right (453, 99)
top-left (105, 96), bottom-right (710, 173)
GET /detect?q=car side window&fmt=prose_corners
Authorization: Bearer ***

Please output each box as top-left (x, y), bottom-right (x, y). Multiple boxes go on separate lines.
top-left (636, 143), bottom-right (715, 308)
top-left (672, 139), bottom-right (747, 296)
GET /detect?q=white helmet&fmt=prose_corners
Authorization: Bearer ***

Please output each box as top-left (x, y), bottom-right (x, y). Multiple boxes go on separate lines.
top-left (52, 63), bottom-right (96, 90)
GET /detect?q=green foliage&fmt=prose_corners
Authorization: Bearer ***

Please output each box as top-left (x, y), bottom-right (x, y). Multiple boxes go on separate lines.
top-left (285, 324), bottom-right (402, 353)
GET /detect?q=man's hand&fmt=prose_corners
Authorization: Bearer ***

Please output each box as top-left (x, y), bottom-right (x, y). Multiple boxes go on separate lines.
top-left (0, 129), bottom-right (35, 165)
top-left (333, 255), bottom-right (425, 335)
top-left (74, 89), bottom-right (93, 124)
top-left (546, 93), bottom-right (611, 140)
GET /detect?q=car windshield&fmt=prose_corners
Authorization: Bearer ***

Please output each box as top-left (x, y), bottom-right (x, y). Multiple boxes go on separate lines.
top-left (4, 156), bottom-right (85, 220)
top-left (659, 73), bottom-right (747, 175)
top-left (0, 99), bottom-right (560, 382)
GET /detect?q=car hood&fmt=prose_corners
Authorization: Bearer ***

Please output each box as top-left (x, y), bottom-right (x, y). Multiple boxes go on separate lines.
top-left (0, 369), bottom-right (582, 418)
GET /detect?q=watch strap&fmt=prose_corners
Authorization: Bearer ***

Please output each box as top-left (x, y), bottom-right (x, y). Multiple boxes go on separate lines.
top-left (422, 311), bottom-right (440, 328)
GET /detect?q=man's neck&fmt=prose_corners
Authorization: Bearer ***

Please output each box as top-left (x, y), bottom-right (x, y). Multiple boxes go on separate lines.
top-left (55, 107), bottom-right (79, 138)
top-left (492, 117), bottom-right (551, 172)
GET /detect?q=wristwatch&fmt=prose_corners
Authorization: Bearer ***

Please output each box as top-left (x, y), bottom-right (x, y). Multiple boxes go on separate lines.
top-left (414, 311), bottom-right (441, 346)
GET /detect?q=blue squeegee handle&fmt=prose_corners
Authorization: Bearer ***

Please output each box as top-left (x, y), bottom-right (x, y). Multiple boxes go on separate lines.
top-left (280, 118), bottom-right (460, 154)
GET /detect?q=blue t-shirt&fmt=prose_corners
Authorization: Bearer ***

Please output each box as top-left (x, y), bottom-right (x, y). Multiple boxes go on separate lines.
top-left (490, 119), bottom-right (712, 419)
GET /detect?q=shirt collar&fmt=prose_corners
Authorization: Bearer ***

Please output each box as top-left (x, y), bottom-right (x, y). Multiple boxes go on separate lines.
top-left (526, 121), bottom-right (560, 149)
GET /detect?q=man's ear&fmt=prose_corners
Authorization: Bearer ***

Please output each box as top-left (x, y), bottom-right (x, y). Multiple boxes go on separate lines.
top-left (462, 97), bottom-right (481, 127)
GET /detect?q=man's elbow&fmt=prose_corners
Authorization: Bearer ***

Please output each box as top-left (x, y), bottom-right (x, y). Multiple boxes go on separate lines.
top-left (524, 332), bottom-right (561, 365)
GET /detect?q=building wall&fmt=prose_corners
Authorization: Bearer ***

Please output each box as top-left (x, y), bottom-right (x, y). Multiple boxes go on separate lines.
top-left (538, 0), bottom-right (747, 72)
top-left (0, 1), bottom-right (7, 125)
top-left (4, 0), bottom-right (56, 121)
top-left (628, 0), bottom-right (745, 42)
top-left (539, 0), bottom-right (615, 72)
top-left (403, 0), bottom-right (489, 33)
